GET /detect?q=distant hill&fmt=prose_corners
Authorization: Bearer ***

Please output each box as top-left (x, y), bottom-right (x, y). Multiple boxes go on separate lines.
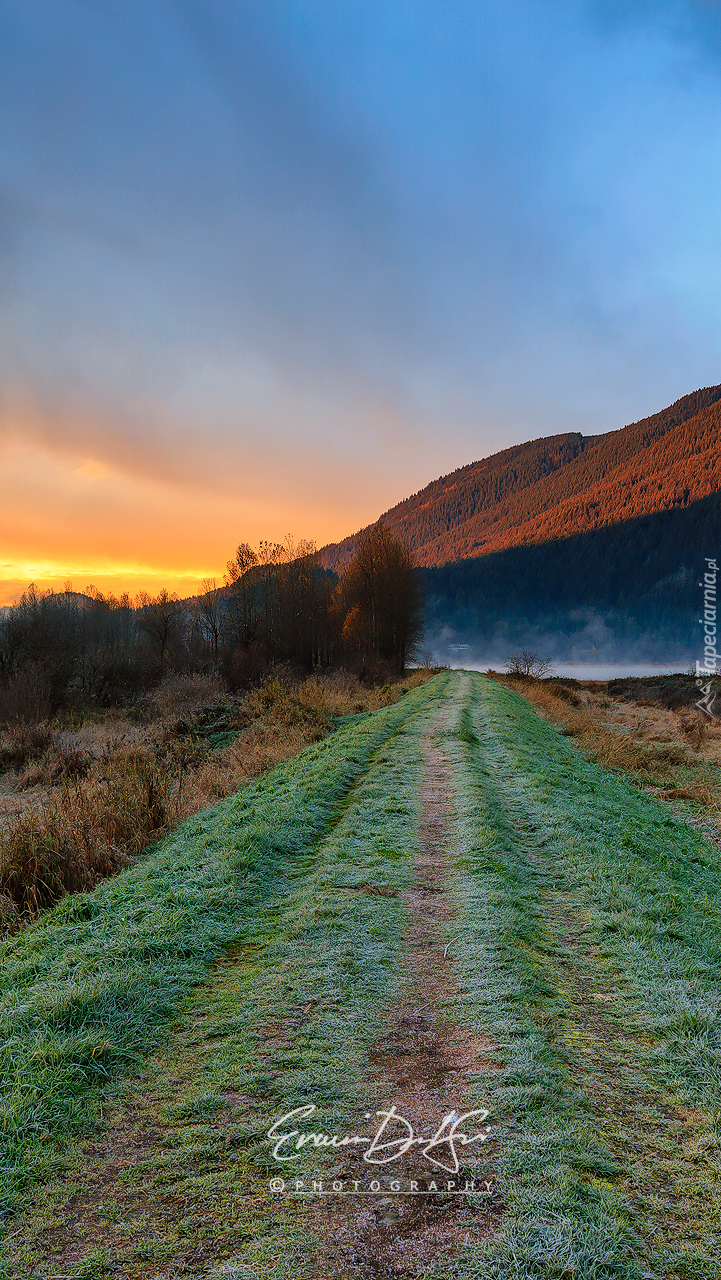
top-left (321, 384), bottom-right (721, 664)
top-left (320, 384), bottom-right (721, 571)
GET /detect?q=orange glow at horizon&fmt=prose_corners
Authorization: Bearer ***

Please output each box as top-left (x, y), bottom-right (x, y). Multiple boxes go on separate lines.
top-left (0, 561), bottom-right (225, 607)
top-left (0, 436), bottom-right (372, 607)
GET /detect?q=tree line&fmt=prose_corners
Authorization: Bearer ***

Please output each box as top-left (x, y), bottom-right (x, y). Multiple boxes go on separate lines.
top-left (0, 524), bottom-right (424, 721)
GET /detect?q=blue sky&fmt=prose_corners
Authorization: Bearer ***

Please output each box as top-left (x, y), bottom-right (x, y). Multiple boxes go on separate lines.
top-left (1, 0), bottom-right (720, 596)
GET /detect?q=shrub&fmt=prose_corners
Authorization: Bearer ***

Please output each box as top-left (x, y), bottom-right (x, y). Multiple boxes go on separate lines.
top-left (150, 671), bottom-right (225, 719)
top-left (547, 682), bottom-right (582, 707)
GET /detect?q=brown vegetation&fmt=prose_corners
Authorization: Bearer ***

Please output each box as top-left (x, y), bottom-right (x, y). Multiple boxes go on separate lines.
top-left (492, 671), bottom-right (721, 831)
top-left (494, 676), bottom-right (652, 774)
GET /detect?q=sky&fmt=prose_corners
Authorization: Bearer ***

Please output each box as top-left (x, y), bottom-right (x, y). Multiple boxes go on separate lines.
top-left (1, 0), bottom-right (721, 604)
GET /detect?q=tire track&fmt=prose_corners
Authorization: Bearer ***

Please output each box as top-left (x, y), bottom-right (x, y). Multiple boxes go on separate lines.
top-left (6, 694), bottom-right (447, 1280)
top-left (316, 711), bottom-right (501, 1278)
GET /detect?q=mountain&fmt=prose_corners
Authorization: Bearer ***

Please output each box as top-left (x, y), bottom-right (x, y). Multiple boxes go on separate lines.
top-left (320, 384), bottom-right (721, 664)
top-left (319, 384), bottom-right (721, 571)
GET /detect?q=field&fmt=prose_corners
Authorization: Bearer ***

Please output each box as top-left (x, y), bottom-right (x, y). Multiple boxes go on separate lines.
top-left (2, 671), bottom-right (721, 1279)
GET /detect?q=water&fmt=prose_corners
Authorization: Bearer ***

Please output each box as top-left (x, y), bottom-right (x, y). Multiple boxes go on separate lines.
top-left (447, 662), bottom-right (686, 680)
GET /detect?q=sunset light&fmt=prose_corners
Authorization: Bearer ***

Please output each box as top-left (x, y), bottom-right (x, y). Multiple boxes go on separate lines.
top-left (3, 3), bottom-right (721, 606)
top-left (3, 6), bottom-right (721, 1276)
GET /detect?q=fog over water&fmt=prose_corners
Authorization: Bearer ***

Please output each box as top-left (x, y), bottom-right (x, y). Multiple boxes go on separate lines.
top-left (447, 662), bottom-right (685, 680)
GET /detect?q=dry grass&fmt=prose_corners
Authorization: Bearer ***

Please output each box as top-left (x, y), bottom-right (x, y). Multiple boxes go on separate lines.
top-left (658, 783), bottom-right (715, 805)
top-left (495, 677), bottom-right (653, 774)
top-left (491, 672), bottom-right (721, 835)
top-left (0, 668), bottom-right (434, 930)
top-left (149, 669), bottom-right (226, 718)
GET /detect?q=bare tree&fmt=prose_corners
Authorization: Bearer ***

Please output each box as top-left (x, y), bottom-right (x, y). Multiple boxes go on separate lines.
top-left (137, 589), bottom-right (181, 663)
top-left (196, 578), bottom-right (224, 659)
top-left (505, 650), bottom-right (554, 679)
top-left (224, 543), bottom-right (260, 650)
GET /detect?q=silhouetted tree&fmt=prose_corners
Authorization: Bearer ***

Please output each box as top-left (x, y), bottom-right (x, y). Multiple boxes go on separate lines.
top-left (224, 543), bottom-right (260, 650)
top-left (505, 650), bottom-right (554, 678)
top-left (337, 524), bottom-right (424, 673)
top-left (137, 588), bottom-right (181, 663)
top-left (196, 578), bottom-right (224, 659)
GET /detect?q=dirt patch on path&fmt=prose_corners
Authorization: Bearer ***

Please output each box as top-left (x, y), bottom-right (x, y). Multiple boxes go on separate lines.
top-left (316, 724), bottom-right (502, 1278)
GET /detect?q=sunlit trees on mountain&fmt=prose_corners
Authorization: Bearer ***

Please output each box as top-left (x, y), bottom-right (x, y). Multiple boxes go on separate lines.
top-left (321, 384), bottom-right (721, 573)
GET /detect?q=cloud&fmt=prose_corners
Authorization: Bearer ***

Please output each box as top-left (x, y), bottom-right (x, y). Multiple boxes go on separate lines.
top-left (0, 432), bottom-right (385, 604)
top-left (1, 0), bottom-right (721, 600)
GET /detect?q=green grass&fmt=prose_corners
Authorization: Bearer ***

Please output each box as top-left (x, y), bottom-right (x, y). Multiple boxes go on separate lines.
top-left (3, 670), bottom-right (721, 1279)
top-left (0, 676), bottom-right (450, 1231)
top-left (437, 674), bottom-right (721, 1280)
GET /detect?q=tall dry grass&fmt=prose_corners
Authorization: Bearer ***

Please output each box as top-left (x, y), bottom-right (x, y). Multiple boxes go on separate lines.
top-left (495, 674), bottom-right (721, 782)
top-left (496, 677), bottom-right (658, 774)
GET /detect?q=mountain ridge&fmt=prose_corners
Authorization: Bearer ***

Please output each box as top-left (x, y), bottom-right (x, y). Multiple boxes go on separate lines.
top-left (320, 383), bottom-right (721, 571)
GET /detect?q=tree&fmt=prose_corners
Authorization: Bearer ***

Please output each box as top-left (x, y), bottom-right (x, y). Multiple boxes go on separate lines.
top-left (224, 543), bottom-right (260, 650)
top-left (338, 524), bottom-right (424, 673)
top-left (137, 589), bottom-right (181, 663)
top-left (504, 650), bottom-right (554, 678)
top-left (196, 578), bottom-right (224, 659)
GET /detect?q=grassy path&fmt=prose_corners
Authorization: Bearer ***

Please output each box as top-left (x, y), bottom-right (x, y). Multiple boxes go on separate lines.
top-left (0, 677), bottom-right (452, 1269)
top-left (1, 675), bottom-right (457, 1277)
top-left (443, 675), bottom-right (721, 1279)
top-left (2, 673), bottom-right (721, 1279)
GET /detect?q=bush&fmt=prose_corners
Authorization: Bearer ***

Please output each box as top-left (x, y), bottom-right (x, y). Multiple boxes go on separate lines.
top-left (150, 671), bottom-right (225, 719)
top-left (547, 682), bottom-right (582, 707)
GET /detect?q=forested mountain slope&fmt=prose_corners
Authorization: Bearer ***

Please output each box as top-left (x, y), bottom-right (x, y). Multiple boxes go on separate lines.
top-left (420, 488), bottom-right (721, 662)
top-left (320, 384), bottom-right (721, 571)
